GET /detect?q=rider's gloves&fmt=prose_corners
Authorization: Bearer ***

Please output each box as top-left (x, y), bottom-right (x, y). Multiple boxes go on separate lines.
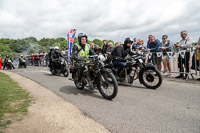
top-left (127, 57), bottom-right (132, 61)
top-left (78, 57), bottom-right (85, 61)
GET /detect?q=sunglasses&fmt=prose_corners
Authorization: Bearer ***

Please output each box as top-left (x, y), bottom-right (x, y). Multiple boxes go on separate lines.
top-left (162, 38), bottom-right (166, 39)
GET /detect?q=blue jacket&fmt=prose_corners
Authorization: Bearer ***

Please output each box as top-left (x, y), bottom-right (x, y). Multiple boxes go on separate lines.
top-left (147, 39), bottom-right (160, 52)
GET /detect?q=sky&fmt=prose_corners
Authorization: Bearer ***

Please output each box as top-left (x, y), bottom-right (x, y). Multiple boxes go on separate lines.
top-left (0, 0), bottom-right (200, 44)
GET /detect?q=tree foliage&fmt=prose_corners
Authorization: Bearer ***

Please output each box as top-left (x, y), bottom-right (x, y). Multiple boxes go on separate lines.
top-left (0, 37), bottom-right (114, 57)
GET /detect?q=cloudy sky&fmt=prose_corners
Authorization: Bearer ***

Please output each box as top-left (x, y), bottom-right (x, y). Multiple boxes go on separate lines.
top-left (0, 0), bottom-right (200, 43)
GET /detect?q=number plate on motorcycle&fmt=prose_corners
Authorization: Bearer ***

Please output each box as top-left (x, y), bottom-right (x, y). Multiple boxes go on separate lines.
top-left (139, 59), bottom-right (143, 63)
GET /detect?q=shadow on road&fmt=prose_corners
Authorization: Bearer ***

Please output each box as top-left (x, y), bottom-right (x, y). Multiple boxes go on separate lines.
top-left (59, 85), bottom-right (106, 100)
top-left (118, 82), bottom-right (152, 90)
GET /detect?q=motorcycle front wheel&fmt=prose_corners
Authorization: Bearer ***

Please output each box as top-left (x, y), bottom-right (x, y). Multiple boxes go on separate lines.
top-left (98, 72), bottom-right (118, 100)
top-left (139, 67), bottom-right (162, 89)
top-left (63, 67), bottom-right (69, 77)
top-left (73, 72), bottom-right (84, 90)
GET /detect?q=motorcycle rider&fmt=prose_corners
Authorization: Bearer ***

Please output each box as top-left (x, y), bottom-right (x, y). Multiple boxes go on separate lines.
top-left (51, 46), bottom-right (63, 72)
top-left (3, 55), bottom-right (15, 70)
top-left (71, 33), bottom-right (96, 89)
top-left (48, 47), bottom-right (54, 71)
top-left (19, 55), bottom-right (26, 68)
top-left (111, 37), bottom-right (135, 80)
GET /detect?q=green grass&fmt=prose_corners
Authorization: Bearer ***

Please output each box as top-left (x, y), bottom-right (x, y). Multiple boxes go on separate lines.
top-left (0, 72), bottom-right (32, 131)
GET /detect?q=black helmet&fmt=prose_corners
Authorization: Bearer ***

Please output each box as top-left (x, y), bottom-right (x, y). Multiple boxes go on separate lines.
top-left (78, 33), bottom-right (88, 44)
top-left (124, 37), bottom-right (133, 46)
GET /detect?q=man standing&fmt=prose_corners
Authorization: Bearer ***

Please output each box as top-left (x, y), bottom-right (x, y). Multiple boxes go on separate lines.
top-left (102, 40), bottom-right (108, 54)
top-left (90, 43), bottom-right (95, 51)
top-left (106, 42), bottom-right (114, 54)
top-left (132, 38), bottom-right (140, 51)
top-left (160, 35), bottom-right (173, 76)
top-left (174, 30), bottom-right (192, 79)
top-left (95, 45), bottom-right (102, 55)
top-left (147, 36), bottom-right (161, 70)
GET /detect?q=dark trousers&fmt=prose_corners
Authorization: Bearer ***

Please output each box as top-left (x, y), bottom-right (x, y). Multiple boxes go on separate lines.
top-left (178, 52), bottom-right (190, 76)
top-left (74, 63), bottom-right (91, 82)
top-left (113, 61), bottom-right (126, 76)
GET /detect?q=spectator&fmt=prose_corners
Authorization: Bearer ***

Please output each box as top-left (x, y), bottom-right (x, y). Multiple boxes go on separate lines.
top-left (106, 42), bottom-right (114, 63)
top-left (191, 37), bottom-right (200, 80)
top-left (132, 38), bottom-right (140, 51)
top-left (106, 42), bottom-right (114, 55)
top-left (160, 35), bottom-right (173, 76)
top-left (147, 36), bottom-right (161, 70)
top-left (90, 43), bottom-right (95, 51)
top-left (115, 42), bottom-right (120, 47)
top-left (138, 39), bottom-right (147, 62)
top-left (174, 30), bottom-right (193, 79)
top-left (138, 39), bottom-right (147, 50)
top-left (102, 40), bottom-right (108, 54)
top-left (95, 45), bottom-right (102, 55)
top-left (147, 34), bottom-right (153, 48)
top-left (133, 38), bottom-right (138, 44)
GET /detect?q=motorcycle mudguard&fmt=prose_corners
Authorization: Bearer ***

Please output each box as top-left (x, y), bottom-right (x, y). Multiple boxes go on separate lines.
top-left (101, 68), bottom-right (113, 73)
top-left (138, 64), bottom-right (156, 84)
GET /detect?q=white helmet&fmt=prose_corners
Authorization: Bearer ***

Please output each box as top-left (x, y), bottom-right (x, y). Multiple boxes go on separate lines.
top-left (21, 55), bottom-right (23, 57)
top-left (98, 54), bottom-right (106, 62)
top-left (55, 46), bottom-right (59, 50)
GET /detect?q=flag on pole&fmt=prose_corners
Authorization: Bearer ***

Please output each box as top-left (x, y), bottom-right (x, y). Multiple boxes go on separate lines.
top-left (67, 29), bottom-right (77, 63)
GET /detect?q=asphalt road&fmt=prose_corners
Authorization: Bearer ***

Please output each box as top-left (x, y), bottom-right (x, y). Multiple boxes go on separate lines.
top-left (9, 66), bottom-right (200, 133)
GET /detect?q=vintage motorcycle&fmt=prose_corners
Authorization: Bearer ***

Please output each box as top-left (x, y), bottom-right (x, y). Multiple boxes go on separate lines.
top-left (5, 60), bottom-right (13, 70)
top-left (51, 57), bottom-right (69, 77)
top-left (105, 54), bottom-right (162, 89)
top-left (18, 59), bottom-right (27, 68)
top-left (70, 55), bottom-right (118, 100)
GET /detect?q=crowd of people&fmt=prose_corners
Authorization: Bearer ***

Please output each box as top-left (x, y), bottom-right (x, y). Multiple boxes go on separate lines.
top-left (88, 30), bottom-right (200, 80)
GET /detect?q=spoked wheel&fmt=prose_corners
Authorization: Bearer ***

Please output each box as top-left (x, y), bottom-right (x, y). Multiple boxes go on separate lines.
top-left (63, 68), bottom-right (69, 77)
top-left (51, 69), bottom-right (56, 75)
top-left (73, 72), bottom-right (84, 90)
top-left (140, 67), bottom-right (162, 89)
top-left (98, 72), bottom-right (118, 100)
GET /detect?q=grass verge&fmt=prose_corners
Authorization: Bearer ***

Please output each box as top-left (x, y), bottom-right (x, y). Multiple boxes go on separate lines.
top-left (0, 72), bottom-right (32, 132)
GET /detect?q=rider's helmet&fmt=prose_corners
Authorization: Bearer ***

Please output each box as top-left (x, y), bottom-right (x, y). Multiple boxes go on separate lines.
top-left (78, 33), bottom-right (88, 44)
top-left (6, 55), bottom-right (9, 58)
top-left (54, 46), bottom-right (59, 52)
top-left (124, 37), bottom-right (133, 46)
top-left (50, 47), bottom-right (54, 50)
top-left (21, 55), bottom-right (23, 57)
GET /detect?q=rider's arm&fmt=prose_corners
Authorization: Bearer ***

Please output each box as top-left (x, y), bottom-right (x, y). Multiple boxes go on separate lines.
top-left (71, 44), bottom-right (82, 61)
top-left (59, 52), bottom-right (64, 57)
top-left (89, 48), bottom-right (97, 55)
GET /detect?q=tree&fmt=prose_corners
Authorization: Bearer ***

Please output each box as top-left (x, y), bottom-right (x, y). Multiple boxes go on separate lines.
top-left (93, 39), bottom-right (103, 48)
top-left (0, 43), bottom-right (11, 55)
